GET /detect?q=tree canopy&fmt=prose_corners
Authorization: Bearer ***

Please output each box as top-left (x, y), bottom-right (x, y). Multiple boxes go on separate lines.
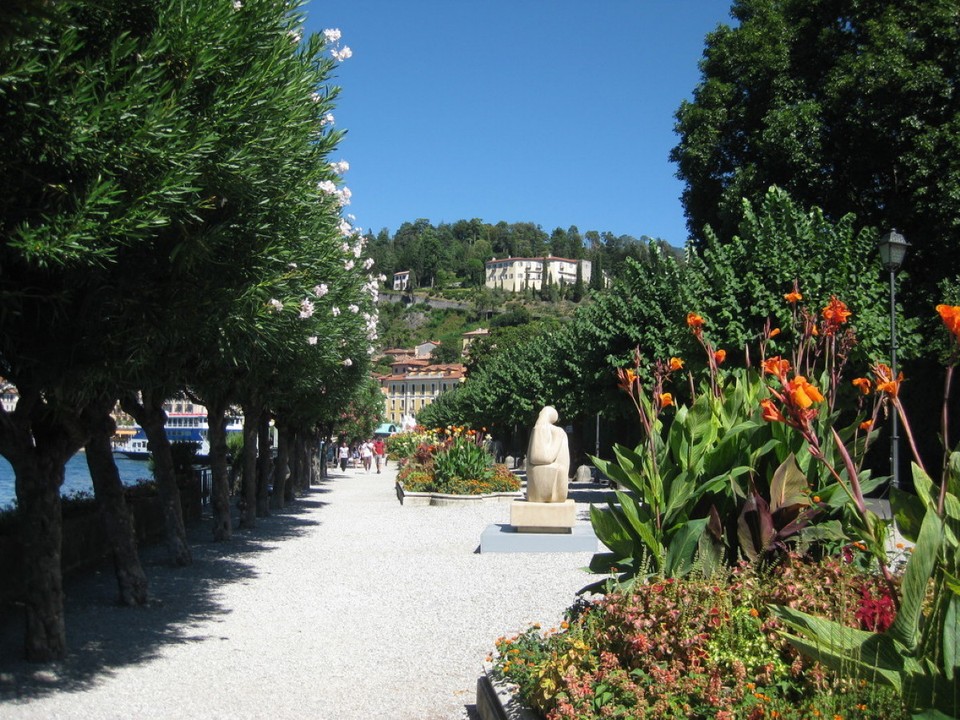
top-left (672, 0), bottom-right (960, 314)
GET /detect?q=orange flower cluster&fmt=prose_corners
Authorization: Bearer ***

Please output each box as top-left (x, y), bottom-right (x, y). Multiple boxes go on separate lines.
top-left (821, 296), bottom-right (852, 336)
top-left (759, 356), bottom-right (824, 431)
top-left (784, 291), bottom-right (803, 304)
top-left (873, 363), bottom-right (903, 398)
top-left (686, 312), bottom-right (705, 337)
top-left (851, 377), bottom-right (871, 395)
top-left (937, 304), bottom-right (960, 340)
top-left (669, 357), bottom-right (684, 371)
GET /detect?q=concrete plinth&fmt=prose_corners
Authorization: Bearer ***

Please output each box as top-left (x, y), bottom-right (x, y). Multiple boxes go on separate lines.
top-left (510, 499), bottom-right (575, 533)
top-left (479, 523), bottom-right (598, 553)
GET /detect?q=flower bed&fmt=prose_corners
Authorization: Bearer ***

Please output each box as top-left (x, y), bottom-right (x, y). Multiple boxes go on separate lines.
top-left (489, 555), bottom-right (907, 719)
top-left (389, 425), bottom-right (521, 499)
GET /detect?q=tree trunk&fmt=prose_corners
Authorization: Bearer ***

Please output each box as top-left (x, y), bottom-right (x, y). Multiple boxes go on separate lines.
top-left (238, 402), bottom-right (260, 528)
top-left (16, 456), bottom-right (67, 661)
top-left (285, 429), bottom-right (300, 503)
top-left (205, 396), bottom-right (232, 541)
top-left (0, 389), bottom-right (87, 661)
top-left (82, 401), bottom-right (148, 606)
top-left (121, 392), bottom-right (191, 566)
top-left (271, 424), bottom-right (290, 511)
top-left (255, 411), bottom-right (271, 517)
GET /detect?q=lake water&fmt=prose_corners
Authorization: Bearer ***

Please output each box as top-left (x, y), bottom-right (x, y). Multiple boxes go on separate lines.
top-left (0, 453), bottom-right (152, 510)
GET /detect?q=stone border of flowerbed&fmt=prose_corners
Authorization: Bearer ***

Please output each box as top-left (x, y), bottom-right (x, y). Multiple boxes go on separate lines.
top-left (395, 481), bottom-right (521, 507)
top-left (476, 662), bottom-right (538, 720)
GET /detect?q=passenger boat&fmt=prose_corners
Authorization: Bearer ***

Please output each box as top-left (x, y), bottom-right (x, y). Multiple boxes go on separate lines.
top-left (113, 408), bottom-right (243, 461)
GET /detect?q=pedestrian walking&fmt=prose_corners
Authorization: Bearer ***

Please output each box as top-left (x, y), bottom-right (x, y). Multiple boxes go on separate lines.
top-left (373, 437), bottom-right (386, 473)
top-left (360, 439), bottom-right (373, 472)
top-left (338, 440), bottom-right (350, 472)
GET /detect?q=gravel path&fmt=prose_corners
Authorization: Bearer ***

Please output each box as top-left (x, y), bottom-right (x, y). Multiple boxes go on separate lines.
top-left (0, 465), bottom-right (606, 719)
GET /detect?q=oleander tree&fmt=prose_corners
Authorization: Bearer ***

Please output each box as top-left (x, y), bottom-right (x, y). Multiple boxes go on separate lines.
top-left (0, 0), bottom-right (369, 660)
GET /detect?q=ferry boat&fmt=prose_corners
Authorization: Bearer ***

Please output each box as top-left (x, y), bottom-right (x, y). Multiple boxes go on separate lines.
top-left (113, 406), bottom-right (243, 461)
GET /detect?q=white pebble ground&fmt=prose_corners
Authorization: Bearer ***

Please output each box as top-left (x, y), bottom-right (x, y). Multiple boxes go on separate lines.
top-left (0, 464), bottom-right (605, 719)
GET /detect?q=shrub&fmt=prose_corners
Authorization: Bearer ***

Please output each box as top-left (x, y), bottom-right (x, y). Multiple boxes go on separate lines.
top-left (493, 557), bottom-right (907, 720)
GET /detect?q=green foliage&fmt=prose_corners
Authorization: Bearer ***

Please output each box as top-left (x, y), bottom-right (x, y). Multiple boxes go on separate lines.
top-left (672, 0), bottom-right (960, 322)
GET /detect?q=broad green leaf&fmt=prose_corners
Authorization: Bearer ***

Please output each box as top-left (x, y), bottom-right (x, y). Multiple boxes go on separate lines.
top-left (890, 509), bottom-right (944, 650)
top-left (589, 504), bottom-right (633, 558)
top-left (769, 453), bottom-right (809, 513)
top-left (664, 518), bottom-right (709, 577)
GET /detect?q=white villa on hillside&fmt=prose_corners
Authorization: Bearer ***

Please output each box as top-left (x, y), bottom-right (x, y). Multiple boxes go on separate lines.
top-left (484, 256), bottom-right (592, 292)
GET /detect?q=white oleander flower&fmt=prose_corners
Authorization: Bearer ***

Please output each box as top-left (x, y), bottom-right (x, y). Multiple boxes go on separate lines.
top-left (331, 306), bottom-right (340, 316)
top-left (314, 283), bottom-right (329, 297)
top-left (322, 28), bottom-right (342, 44)
top-left (268, 298), bottom-right (283, 313)
top-left (299, 299), bottom-right (315, 319)
top-left (307, 336), bottom-right (318, 345)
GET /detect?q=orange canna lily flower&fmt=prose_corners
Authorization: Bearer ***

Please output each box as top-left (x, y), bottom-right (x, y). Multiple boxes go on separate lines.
top-left (936, 304), bottom-right (960, 339)
top-left (760, 398), bottom-right (785, 424)
top-left (769, 328), bottom-right (781, 338)
top-left (669, 357), bottom-right (684, 371)
top-left (714, 349), bottom-right (726, 365)
top-left (658, 392), bottom-right (674, 408)
top-left (788, 376), bottom-right (824, 409)
top-left (859, 420), bottom-right (873, 431)
top-left (811, 324), bottom-right (819, 336)
top-left (762, 356), bottom-right (791, 376)
top-left (616, 367), bottom-right (638, 393)
top-left (686, 313), bottom-right (705, 339)
top-left (784, 291), bottom-right (803, 304)
top-left (851, 377), bottom-right (871, 395)
top-left (822, 296), bottom-right (852, 336)
top-left (874, 363), bottom-right (904, 398)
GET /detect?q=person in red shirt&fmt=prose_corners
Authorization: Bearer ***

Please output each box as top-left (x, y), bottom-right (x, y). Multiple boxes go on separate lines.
top-left (373, 438), bottom-right (386, 473)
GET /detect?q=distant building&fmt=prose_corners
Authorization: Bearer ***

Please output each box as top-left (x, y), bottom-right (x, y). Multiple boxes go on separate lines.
top-left (393, 270), bottom-right (411, 292)
top-left (379, 363), bottom-right (466, 423)
top-left (414, 340), bottom-right (440, 358)
top-left (484, 256), bottom-right (592, 292)
top-left (461, 327), bottom-right (489, 354)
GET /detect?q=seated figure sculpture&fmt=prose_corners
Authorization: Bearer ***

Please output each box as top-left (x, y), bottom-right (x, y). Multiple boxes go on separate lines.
top-left (525, 406), bottom-right (570, 503)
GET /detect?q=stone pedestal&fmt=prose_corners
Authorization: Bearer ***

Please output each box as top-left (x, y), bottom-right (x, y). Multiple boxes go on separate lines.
top-left (510, 499), bottom-right (575, 533)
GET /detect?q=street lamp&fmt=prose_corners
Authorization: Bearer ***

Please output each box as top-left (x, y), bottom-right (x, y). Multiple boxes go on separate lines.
top-left (877, 229), bottom-right (909, 490)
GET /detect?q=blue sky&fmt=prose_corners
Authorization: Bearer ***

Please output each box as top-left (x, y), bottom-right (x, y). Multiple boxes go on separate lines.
top-left (303, 1), bottom-right (734, 248)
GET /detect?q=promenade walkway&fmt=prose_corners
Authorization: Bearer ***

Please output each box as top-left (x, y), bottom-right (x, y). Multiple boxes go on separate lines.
top-left (0, 464), bottom-right (602, 719)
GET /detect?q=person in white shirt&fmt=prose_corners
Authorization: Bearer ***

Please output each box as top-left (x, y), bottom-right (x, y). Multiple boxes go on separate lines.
top-left (360, 440), bottom-right (374, 472)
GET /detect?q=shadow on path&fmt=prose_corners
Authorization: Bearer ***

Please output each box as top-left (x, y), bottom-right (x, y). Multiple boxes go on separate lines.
top-left (0, 489), bottom-right (328, 701)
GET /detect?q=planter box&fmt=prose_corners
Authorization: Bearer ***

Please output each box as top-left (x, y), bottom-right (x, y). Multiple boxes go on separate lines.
top-left (395, 482), bottom-right (520, 507)
top-left (476, 662), bottom-right (539, 720)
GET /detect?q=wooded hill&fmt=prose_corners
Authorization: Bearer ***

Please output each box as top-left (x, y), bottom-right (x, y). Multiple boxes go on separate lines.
top-left (365, 218), bottom-right (681, 291)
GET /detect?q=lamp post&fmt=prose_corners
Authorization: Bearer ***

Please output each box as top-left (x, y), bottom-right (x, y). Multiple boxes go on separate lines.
top-left (877, 229), bottom-right (909, 490)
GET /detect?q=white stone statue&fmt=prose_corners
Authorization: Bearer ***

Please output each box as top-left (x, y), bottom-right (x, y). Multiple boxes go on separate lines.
top-left (525, 406), bottom-right (570, 503)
